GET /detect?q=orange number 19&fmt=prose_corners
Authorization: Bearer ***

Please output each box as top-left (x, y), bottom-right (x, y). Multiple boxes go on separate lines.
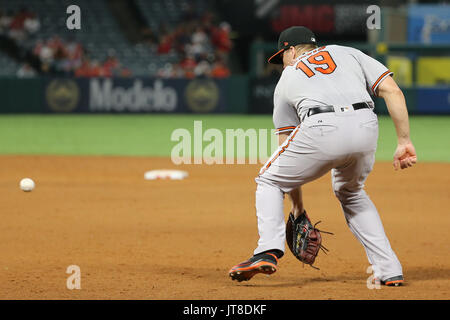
top-left (295, 51), bottom-right (337, 78)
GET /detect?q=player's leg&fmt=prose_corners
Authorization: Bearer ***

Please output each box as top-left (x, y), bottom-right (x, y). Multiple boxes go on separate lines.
top-left (252, 126), bottom-right (334, 256)
top-left (229, 127), bottom-right (333, 281)
top-left (331, 152), bottom-right (403, 283)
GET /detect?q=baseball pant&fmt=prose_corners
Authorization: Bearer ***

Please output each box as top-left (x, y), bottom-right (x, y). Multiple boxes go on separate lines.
top-left (254, 106), bottom-right (402, 281)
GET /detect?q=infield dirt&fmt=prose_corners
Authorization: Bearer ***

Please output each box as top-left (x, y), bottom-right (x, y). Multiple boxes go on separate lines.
top-left (0, 155), bottom-right (448, 299)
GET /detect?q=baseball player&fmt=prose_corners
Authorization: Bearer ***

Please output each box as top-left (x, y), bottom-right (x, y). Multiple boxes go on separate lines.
top-left (229, 26), bottom-right (417, 286)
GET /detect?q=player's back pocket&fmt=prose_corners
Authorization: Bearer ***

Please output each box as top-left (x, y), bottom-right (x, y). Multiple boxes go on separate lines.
top-left (305, 124), bottom-right (338, 137)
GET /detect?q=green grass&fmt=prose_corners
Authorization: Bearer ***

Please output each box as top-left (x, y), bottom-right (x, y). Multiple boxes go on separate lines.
top-left (0, 114), bottom-right (449, 162)
top-left (377, 116), bottom-right (450, 162)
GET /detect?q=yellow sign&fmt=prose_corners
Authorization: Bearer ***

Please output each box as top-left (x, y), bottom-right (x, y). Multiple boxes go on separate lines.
top-left (46, 79), bottom-right (80, 112)
top-left (387, 56), bottom-right (413, 87)
top-left (417, 57), bottom-right (450, 86)
top-left (185, 79), bottom-right (219, 113)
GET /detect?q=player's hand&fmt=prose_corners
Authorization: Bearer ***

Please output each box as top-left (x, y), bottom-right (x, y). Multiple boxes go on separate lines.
top-left (393, 141), bottom-right (417, 170)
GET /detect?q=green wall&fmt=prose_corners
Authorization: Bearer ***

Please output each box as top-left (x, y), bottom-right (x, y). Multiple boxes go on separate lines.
top-left (0, 76), bottom-right (445, 115)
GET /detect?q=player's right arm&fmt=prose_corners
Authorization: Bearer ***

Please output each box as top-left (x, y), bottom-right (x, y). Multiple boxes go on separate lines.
top-left (377, 76), bottom-right (417, 170)
top-left (272, 75), bottom-right (300, 138)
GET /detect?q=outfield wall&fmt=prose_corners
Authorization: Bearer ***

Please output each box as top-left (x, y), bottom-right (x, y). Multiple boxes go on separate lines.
top-left (0, 77), bottom-right (248, 114)
top-left (0, 76), bottom-right (448, 114)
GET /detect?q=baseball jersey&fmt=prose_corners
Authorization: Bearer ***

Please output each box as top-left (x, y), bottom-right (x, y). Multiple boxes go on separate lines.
top-left (273, 45), bottom-right (393, 134)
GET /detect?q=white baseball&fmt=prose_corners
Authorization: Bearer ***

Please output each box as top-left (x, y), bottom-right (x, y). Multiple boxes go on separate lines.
top-left (20, 178), bottom-right (35, 192)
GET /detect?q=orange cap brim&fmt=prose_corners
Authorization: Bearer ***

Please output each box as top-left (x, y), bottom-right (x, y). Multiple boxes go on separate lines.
top-left (268, 48), bottom-right (284, 64)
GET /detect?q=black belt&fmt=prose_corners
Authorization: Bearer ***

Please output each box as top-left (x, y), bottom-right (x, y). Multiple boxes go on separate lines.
top-left (307, 102), bottom-right (371, 117)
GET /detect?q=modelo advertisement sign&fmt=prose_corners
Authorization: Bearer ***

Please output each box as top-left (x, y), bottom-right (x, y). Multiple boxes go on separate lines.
top-left (43, 77), bottom-right (227, 113)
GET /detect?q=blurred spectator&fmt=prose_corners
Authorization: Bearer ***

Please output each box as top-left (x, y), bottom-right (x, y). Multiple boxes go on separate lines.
top-left (37, 41), bottom-right (54, 65)
top-left (47, 36), bottom-right (64, 53)
top-left (2, 3), bottom-right (232, 79)
top-left (16, 63), bottom-right (36, 78)
top-left (72, 51), bottom-right (130, 78)
top-left (187, 26), bottom-right (209, 59)
top-left (64, 37), bottom-right (84, 71)
top-left (171, 63), bottom-right (186, 78)
top-left (192, 26), bottom-right (208, 46)
top-left (23, 12), bottom-right (40, 35)
top-left (10, 7), bottom-right (38, 41)
top-left (0, 10), bottom-right (13, 35)
top-left (179, 54), bottom-right (197, 77)
top-left (103, 54), bottom-right (120, 77)
top-left (212, 22), bottom-right (232, 54)
top-left (148, 6), bottom-right (233, 79)
top-left (89, 60), bottom-right (104, 77)
top-left (173, 24), bottom-right (191, 54)
top-left (75, 58), bottom-right (92, 77)
top-left (30, 34), bottom-right (131, 77)
top-left (179, 54), bottom-right (197, 68)
top-left (1, 8), bottom-right (40, 41)
top-left (194, 59), bottom-right (212, 77)
top-left (157, 34), bottom-right (173, 54)
top-left (157, 63), bottom-right (175, 78)
top-left (211, 58), bottom-right (230, 78)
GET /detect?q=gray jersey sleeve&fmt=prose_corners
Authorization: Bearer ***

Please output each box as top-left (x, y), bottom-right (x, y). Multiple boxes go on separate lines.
top-left (348, 47), bottom-right (393, 96)
top-left (272, 81), bottom-right (300, 135)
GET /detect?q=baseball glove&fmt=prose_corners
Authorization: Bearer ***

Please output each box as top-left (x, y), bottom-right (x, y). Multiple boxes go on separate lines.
top-left (285, 211), bottom-right (333, 269)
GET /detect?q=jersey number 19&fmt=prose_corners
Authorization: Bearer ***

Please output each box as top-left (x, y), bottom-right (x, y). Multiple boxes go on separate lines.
top-left (295, 51), bottom-right (337, 78)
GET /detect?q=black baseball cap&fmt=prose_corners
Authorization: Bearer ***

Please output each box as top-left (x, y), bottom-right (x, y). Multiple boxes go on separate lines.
top-left (268, 26), bottom-right (317, 64)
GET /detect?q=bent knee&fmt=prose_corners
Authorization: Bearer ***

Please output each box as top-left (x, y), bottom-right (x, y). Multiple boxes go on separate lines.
top-left (255, 174), bottom-right (297, 194)
top-left (333, 186), bottom-right (365, 203)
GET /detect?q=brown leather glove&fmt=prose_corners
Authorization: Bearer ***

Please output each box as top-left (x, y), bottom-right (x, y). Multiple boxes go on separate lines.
top-left (285, 211), bottom-right (333, 268)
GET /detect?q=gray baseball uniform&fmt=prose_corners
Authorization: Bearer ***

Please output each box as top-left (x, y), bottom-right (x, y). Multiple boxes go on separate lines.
top-left (254, 45), bottom-right (402, 282)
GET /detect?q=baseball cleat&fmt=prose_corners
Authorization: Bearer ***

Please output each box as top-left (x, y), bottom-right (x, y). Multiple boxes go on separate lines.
top-left (229, 252), bottom-right (278, 282)
top-left (381, 275), bottom-right (404, 286)
top-left (373, 275), bottom-right (404, 287)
